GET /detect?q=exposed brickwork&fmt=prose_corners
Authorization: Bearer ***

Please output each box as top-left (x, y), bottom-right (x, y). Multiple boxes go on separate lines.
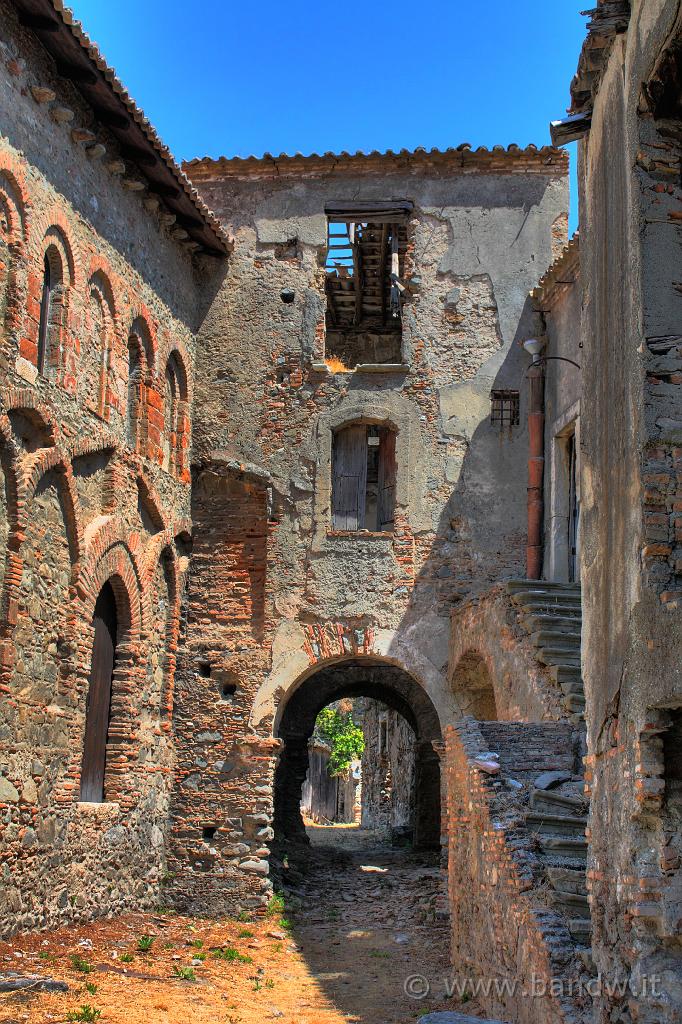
top-left (444, 719), bottom-right (590, 1024)
top-left (0, 0), bottom-right (209, 936)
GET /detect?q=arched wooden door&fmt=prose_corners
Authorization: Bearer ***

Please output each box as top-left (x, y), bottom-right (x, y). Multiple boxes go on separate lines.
top-left (80, 581), bottom-right (118, 802)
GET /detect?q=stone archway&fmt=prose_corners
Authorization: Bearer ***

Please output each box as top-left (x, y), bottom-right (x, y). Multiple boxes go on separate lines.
top-left (273, 658), bottom-right (443, 850)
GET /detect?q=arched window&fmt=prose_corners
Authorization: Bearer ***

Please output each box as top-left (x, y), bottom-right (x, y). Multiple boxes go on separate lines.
top-left (127, 336), bottom-right (142, 447)
top-left (85, 273), bottom-right (115, 418)
top-left (332, 423), bottom-right (397, 531)
top-left (162, 351), bottom-right (187, 475)
top-left (80, 581), bottom-right (118, 803)
top-left (162, 356), bottom-right (179, 473)
top-left (37, 247), bottom-right (63, 376)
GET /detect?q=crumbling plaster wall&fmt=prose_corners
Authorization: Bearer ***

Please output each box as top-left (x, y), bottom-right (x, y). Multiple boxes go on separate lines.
top-left (171, 153), bottom-right (568, 911)
top-left (0, 0), bottom-right (216, 936)
top-left (578, 2), bottom-right (682, 1019)
top-left (542, 273), bottom-right (582, 583)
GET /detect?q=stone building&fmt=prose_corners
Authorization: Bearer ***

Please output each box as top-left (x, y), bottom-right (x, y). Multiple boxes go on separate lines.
top-left (551, 1), bottom-right (682, 1020)
top-left (6, 1), bottom-right (682, 1022)
top-left (0, 0), bottom-right (228, 934)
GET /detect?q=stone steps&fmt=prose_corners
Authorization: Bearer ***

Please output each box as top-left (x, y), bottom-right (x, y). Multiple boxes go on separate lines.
top-left (526, 811), bottom-right (587, 837)
top-left (552, 889), bottom-right (591, 918)
top-left (538, 835), bottom-right (588, 860)
top-left (546, 865), bottom-right (588, 896)
top-left (530, 629), bottom-right (582, 647)
top-left (530, 789), bottom-right (587, 815)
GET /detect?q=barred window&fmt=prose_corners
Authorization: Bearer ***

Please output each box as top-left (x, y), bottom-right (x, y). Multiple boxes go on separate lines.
top-left (490, 389), bottom-right (520, 429)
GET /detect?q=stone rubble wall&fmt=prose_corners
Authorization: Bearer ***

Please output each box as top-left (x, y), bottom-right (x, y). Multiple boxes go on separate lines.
top-left (0, 0), bottom-right (212, 936)
top-left (444, 718), bottom-right (590, 1024)
top-left (360, 701), bottom-right (416, 833)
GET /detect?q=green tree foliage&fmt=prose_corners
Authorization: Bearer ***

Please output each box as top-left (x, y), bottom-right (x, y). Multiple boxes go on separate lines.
top-left (315, 706), bottom-right (365, 777)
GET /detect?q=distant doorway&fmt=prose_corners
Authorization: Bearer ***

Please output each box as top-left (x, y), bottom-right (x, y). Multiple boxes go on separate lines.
top-left (80, 581), bottom-right (118, 802)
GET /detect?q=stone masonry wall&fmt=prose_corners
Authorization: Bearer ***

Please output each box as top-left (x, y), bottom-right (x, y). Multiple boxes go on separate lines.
top-left (0, 0), bottom-right (218, 936)
top-left (444, 718), bottom-right (589, 1024)
top-left (169, 150), bottom-right (568, 908)
top-left (577, 2), bottom-right (682, 1019)
top-left (449, 584), bottom-right (566, 721)
top-left (360, 701), bottom-right (416, 833)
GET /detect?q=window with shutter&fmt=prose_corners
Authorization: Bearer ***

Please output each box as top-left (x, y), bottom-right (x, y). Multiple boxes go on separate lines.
top-left (331, 423), bottom-right (397, 533)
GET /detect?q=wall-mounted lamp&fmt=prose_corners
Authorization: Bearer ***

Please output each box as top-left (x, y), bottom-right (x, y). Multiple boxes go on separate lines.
top-left (523, 337), bottom-right (545, 363)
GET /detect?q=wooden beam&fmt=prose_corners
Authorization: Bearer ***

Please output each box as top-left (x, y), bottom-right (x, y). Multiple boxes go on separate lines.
top-left (379, 223), bottom-right (389, 325)
top-left (351, 226), bottom-right (362, 326)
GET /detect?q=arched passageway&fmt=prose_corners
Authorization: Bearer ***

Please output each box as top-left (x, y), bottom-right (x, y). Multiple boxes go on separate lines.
top-left (273, 658), bottom-right (442, 850)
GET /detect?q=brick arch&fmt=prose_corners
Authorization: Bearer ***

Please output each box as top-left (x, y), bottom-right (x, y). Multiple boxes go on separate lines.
top-left (142, 534), bottom-right (181, 727)
top-left (76, 518), bottom-right (148, 640)
top-left (29, 204), bottom-right (81, 285)
top-left (137, 472), bottom-right (167, 532)
top-left (156, 335), bottom-right (192, 481)
top-left (0, 159), bottom-right (30, 346)
top-left (2, 390), bottom-right (60, 446)
top-left (20, 451), bottom-right (83, 567)
top-left (128, 309), bottom-right (157, 372)
top-left (0, 151), bottom-right (31, 243)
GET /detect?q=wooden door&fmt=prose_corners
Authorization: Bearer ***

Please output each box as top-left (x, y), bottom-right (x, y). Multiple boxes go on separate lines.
top-left (377, 428), bottom-right (397, 532)
top-left (332, 425), bottom-right (368, 530)
top-left (80, 582), bottom-right (117, 802)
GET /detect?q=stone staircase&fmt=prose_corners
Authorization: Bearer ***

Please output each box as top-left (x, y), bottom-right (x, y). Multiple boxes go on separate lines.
top-left (507, 580), bottom-right (585, 722)
top-left (526, 770), bottom-right (591, 950)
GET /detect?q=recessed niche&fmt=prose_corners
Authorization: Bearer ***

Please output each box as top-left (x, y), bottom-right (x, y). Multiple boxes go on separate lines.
top-left (215, 669), bottom-right (239, 702)
top-left (202, 826), bottom-right (217, 841)
top-left (197, 661), bottom-right (211, 679)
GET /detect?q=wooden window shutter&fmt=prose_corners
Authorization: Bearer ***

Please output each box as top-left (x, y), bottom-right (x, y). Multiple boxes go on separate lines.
top-left (332, 425), bottom-right (368, 530)
top-left (80, 582), bottom-right (118, 802)
top-left (377, 428), bottom-right (397, 532)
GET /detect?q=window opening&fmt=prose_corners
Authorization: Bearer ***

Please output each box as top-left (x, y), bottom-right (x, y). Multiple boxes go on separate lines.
top-left (490, 389), bottom-right (520, 430)
top-left (324, 202), bottom-right (411, 368)
top-left (80, 581), bottom-right (118, 803)
top-left (332, 423), bottom-right (396, 532)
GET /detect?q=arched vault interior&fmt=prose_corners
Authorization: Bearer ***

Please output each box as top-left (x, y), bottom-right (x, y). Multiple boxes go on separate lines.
top-left (274, 659), bottom-right (442, 849)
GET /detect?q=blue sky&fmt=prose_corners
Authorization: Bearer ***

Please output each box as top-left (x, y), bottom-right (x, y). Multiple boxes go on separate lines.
top-left (67, 0), bottom-right (585, 231)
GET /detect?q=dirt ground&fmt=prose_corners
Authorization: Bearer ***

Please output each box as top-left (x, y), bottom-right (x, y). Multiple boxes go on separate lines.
top-left (0, 826), bottom-right (484, 1024)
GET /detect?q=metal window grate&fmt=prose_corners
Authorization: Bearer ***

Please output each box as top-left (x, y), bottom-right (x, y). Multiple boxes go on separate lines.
top-left (490, 389), bottom-right (520, 429)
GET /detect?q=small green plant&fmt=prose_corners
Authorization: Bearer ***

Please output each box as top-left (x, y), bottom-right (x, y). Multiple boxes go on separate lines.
top-left (266, 893), bottom-right (285, 917)
top-left (279, 917), bottom-right (292, 932)
top-left (265, 978), bottom-right (275, 989)
top-left (70, 955), bottom-right (93, 974)
top-left (237, 910), bottom-right (252, 923)
top-left (155, 905), bottom-right (176, 916)
top-left (66, 1006), bottom-right (101, 1023)
top-left (160, 871), bottom-right (176, 885)
top-left (252, 979), bottom-right (262, 992)
top-left (120, 953), bottom-right (134, 963)
top-left (137, 935), bottom-right (155, 952)
top-left (213, 946), bottom-right (252, 964)
top-left (192, 952), bottom-right (206, 962)
top-left (190, 939), bottom-right (203, 949)
top-left (369, 949), bottom-right (390, 959)
top-left (39, 950), bottom-right (53, 961)
top-left (85, 982), bottom-right (98, 996)
top-left (173, 965), bottom-right (196, 982)
top-left (163, 942), bottom-right (174, 950)
top-left (237, 928), bottom-right (254, 938)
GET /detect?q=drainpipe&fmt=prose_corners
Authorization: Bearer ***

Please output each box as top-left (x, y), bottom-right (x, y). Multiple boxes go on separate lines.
top-left (524, 337), bottom-right (546, 580)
